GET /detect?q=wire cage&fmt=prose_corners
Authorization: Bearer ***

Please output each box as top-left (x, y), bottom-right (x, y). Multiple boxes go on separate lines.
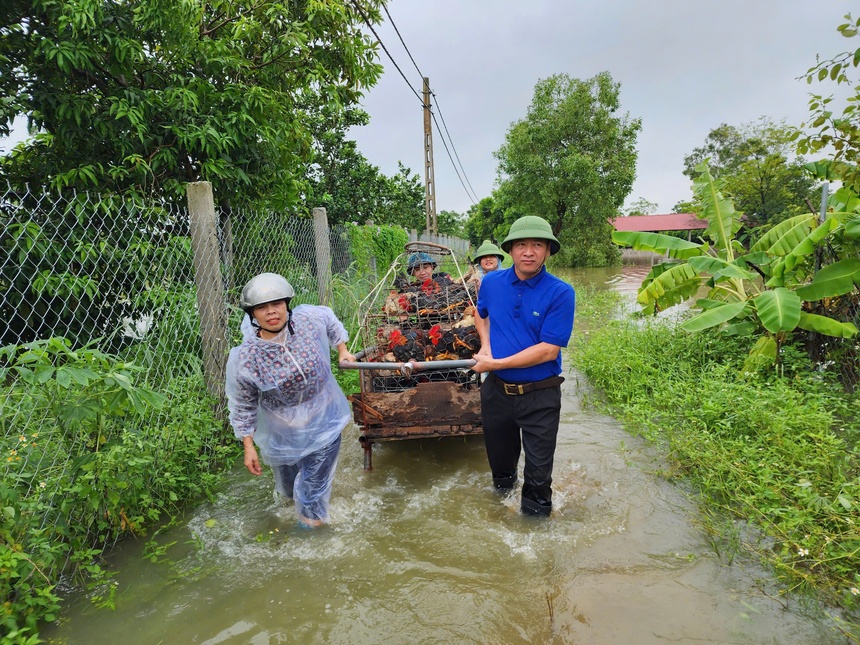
top-left (350, 241), bottom-right (482, 392)
top-left (341, 242), bottom-right (484, 468)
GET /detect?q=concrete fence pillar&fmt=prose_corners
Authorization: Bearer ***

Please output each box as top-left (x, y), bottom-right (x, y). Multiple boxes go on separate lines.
top-left (313, 207), bottom-right (332, 306)
top-left (187, 181), bottom-right (228, 415)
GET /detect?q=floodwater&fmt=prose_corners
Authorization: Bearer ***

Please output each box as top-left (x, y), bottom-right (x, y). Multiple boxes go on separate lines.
top-left (43, 265), bottom-right (841, 644)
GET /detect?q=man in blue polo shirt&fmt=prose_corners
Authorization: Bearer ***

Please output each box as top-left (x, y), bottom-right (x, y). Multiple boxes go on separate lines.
top-left (472, 216), bottom-right (575, 517)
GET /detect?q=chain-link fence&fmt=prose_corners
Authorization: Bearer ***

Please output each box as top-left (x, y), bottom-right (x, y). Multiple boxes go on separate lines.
top-left (1, 180), bottom-right (473, 579)
top-left (0, 182), bottom-right (374, 594)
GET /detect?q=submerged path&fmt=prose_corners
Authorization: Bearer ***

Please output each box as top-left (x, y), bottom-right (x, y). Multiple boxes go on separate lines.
top-left (43, 365), bottom-right (838, 644)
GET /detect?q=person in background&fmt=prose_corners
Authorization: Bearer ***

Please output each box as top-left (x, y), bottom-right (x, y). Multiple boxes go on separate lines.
top-left (225, 272), bottom-right (356, 528)
top-left (394, 251), bottom-right (452, 291)
top-left (408, 251), bottom-right (452, 285)
top-left (471, 240), bottom-right (505, 282)
top-left (471, 216), bottom-right (575, 517)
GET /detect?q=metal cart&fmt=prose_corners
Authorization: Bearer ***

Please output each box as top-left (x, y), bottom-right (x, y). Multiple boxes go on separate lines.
top-left (339, 242), bottom-right (483, 469)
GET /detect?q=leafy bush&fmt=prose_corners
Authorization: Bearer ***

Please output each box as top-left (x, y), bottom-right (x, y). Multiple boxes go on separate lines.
top-left (344, 222), bottom-right (409, 279)
top-left (0, 339), bottom-right (232, 644)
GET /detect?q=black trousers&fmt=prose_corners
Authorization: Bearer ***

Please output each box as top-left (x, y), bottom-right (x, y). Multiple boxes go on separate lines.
top-left (480, 373), bottom-right (562, 513)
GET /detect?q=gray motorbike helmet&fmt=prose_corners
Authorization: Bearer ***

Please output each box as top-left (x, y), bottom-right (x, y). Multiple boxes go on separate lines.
top-left (240, 273), bottom-right (296, 334)
top-left (240, 273), bottom-right (295, 310)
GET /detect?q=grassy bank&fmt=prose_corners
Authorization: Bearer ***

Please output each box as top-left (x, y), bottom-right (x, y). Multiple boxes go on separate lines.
top-left (1, 340), bottom-right (234, 644)
top-left (570, 287), bottom-right (860, 635)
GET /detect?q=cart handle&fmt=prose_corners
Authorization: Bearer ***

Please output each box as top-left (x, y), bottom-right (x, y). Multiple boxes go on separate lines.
top-left (339, 357), bottom-right (476, 376)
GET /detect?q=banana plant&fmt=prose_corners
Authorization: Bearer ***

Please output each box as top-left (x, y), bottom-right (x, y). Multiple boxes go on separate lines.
top-left (612, 160), bottom-right (860, 369)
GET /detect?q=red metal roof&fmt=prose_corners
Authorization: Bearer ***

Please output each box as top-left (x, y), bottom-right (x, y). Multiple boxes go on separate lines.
top-left (611, 213), bottom-right (707, 232)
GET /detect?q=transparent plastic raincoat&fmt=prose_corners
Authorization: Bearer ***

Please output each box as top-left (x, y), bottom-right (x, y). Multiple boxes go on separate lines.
top-left (225, 305), bottom-right (351, 466)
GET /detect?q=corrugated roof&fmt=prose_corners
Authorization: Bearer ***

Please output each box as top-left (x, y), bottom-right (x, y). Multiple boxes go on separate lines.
top-left (611, 213), bottom-right (707, 232)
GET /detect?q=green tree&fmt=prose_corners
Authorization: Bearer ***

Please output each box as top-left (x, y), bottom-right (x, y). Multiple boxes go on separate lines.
top-left (465, 196), bottom-right (503, 245)
top-left (673, 198), bottom-right (697, 213)
top-left (683, 118), bottom-right (817, 228)
top-left (375, 163), bottom-right (425, 230)
top-left (797, 13), bottom-right (860, 193)
top-left (624, 197), bottom-right (658, 216)
top-left (0, 0), bottom-right (384, 206)
top-left (494, 72), bottom-right (640, 267)
top-left (305, 107), bottom-right (424, 228)
top-left (437, 209), bottom-right (467, 238)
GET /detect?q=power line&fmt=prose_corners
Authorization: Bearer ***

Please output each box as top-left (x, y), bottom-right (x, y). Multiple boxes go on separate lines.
top-left (431, 109), bottom-right (477, 207)
top-left (349, 0), bottom-right (423, 105)
top-left (382, 3), bottom-right (425, 81)
top-left (354, 1), bottom-right (480, 208)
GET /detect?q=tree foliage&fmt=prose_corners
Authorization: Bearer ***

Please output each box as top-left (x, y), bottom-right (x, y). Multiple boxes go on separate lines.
top-left (623, 196), bottom-right (658, 217)
top-left (494, 72), bottom-right (640, 267)
top-left (613, 161), bottom-right (860, 371)
top-left (464, 195), bottom-right (508, 247)
top-left (683, 118), bottom-right (817, 228)
top-left (797, 13), bottom-right (860, 193)
top-left (305, 105), bottom-right (424, 228)
top-left (0, 0), bottom-right (384, 206)
top-left (436, 209), bottom-right (467, 238)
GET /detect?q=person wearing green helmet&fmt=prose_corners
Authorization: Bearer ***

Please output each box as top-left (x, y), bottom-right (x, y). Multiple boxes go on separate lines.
top-left (471, 216), bottom-right (575, 517)
top-left (471, 239), bottom-right (505, 279)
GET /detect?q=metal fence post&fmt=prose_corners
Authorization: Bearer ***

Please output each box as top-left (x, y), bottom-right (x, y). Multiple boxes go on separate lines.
top-left (313, 207), bottom-right (332, 306)
top-left (187, 181), bottom-right (228, 414)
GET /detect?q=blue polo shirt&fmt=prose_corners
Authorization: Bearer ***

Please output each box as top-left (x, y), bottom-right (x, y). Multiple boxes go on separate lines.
top-left (477, 266), bottom-right (575, 383)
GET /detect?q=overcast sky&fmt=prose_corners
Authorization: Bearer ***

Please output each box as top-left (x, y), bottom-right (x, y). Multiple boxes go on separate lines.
top-left (349, 0), bottom-right (857, 215)
top-left (1, 1), bottom-right (855, 216)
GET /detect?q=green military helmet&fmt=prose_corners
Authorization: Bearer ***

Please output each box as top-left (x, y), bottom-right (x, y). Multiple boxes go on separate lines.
top-left (472, 240), bottom-right (504, 263)
top-left (500, 216), bottom-right (560, 255)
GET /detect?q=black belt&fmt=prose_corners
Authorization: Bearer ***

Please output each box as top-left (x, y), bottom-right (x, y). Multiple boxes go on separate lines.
top-left (495, 375), bottom-right (564, 396)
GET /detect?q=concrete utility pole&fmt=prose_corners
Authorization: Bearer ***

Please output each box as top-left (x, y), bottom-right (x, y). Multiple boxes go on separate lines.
top-left (423, 77), bottom-right (437, 234)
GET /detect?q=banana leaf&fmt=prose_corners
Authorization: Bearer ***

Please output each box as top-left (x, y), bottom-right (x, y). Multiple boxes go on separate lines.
top-left (636, 263), bottom-right (701, 313)
top-left (740, 252), bottom-right (770, 267)
top-left (611, 231), bottom-right (705, 259)
top-left (805, 159), bottom-right (840, 181)
top-left (743, 335), bottom-right (778, 373)
top-left (695, 298), bottom-right (739, 310)
top-left (767, 216), bottom-right (843, 282)
top-left (723, 320), bottom-right (758, 336)
top-left (680, 300), bottom-right (748, 332)
top-left (796, 312), bottom-right (858, 338)
top-left (784, 216), bottom-right (840, 262)
top-left (828, 185), bottom-right (860, 214)
top-left (688, 256), bottom-right (756, 281)
top-left (639, 260), bottom-right (682, 292)
top-left (753, 288), bottom-right (801, 333)
top-left (693, 162), bottom-right (741, 256)
top-left (845, 215), bottom-right (860, 239)
top-left (795, 258), bottom-right (860, 301)
top-left (749, 213), bottom-right (817, 256)
top-left (765, 258), bottom-right (788, 286)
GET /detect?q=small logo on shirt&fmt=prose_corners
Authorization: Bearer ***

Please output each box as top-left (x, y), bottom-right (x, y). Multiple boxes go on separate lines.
top-left (532, 311), bottom-right (540, 317)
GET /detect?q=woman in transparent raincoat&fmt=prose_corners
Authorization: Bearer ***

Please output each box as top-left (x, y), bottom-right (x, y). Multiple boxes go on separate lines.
top-left (225, 273), bottom-right (356, 528)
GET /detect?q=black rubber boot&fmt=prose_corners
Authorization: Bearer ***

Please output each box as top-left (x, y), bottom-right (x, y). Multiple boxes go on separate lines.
top-left (521, 496), bottom-right (552, 517)
top-left (492, 474), bottom-right (516, 490)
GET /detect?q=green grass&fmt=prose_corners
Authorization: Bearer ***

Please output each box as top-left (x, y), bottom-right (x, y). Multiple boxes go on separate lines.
top-left (571, 287), bottom-right (860, 637)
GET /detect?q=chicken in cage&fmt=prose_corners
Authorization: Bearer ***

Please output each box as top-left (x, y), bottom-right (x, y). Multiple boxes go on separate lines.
top-left (339, 242), bottom-right (484, 469)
